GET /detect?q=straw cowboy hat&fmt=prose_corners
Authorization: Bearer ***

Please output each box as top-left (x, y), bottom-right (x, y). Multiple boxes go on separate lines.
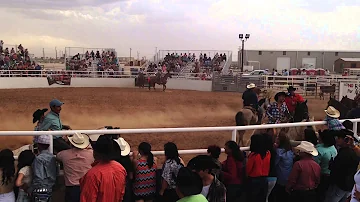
top-left (114, 137), bottom-right (131, 156)
top-left (324, 106), bottom-right (340, 118)
top-left (68, 132), bottom-right (90, 149)
top-left (294, 141), bottom-right (318, 156)
top-left (247, 83), bottom-right (256, 89)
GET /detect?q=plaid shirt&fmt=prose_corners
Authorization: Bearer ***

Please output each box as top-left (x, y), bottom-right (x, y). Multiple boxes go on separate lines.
top-left (267, 102), bottom-right (289, 124)
top-left (325, 116), bottom-right (345, 131)
top-left (206, 175), bottom-right (226, 202)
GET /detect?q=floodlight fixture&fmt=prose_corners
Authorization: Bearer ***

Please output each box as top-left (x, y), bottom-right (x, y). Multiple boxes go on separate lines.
top-left (239, 34), bottom-right (243, 39)
top-left (245, 34), bottom-right (250, 39)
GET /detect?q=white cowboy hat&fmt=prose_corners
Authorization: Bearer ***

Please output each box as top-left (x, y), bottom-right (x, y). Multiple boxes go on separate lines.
top-left (294, 141), bottom-right (318, 156)
top-left (114, 137), bottom-right (131, 156)
top-left (324, 106), bottom-right (340, 118)
top-left (68, 132), bottom-right (90, 149)
top-left (247, 83), bottom-right (256, 89)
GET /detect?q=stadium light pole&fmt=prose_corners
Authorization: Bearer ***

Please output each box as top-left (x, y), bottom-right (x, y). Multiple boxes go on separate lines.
top-left (239, 34), bottom-right (250, 72)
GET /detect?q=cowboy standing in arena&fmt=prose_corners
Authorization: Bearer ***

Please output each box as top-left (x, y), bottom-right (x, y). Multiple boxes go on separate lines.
top-left (284, 86), bottom-right (305, 116)
top-left (242, 83), bottom-right (262, 124)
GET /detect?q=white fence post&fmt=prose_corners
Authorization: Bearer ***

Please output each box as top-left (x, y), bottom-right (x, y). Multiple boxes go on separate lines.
top-left (232, 129), bottom-right (237, 142)
top-left (353, 123), bottom-right (359, 140)
top-left (49, 136), bottom-right (53, 153)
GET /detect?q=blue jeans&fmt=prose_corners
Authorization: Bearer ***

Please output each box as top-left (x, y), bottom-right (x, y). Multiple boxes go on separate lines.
top-left (324, 184), bottom-right (351, 202)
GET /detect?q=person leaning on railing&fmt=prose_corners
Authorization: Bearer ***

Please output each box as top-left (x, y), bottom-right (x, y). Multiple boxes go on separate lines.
top-left (38, 99), bottom-right (72, 153)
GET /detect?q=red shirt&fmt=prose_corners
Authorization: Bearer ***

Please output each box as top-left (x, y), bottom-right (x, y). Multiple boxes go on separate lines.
top-left (246, 151), bottom-right (271, 177)
top-left (284, 94), bottom-right (305, 113)
top-left (286, 157), bottom-right (321, 191)
top-left (222, 154), bottom-right (243, 185)
top-left (80, 160), bottom-right (127, 202)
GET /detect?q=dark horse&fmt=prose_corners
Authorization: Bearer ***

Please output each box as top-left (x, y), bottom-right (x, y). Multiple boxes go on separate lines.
top-left (340, 96), bottom-right (357, 109)
top-left (136, 72), bottom-right (145, 88)
top-left (148, 72), bottom-right (172, 91)
top-left (327, 98), bottom-right (350, 119)
top-left (292, 100), bottom-right (309, 122)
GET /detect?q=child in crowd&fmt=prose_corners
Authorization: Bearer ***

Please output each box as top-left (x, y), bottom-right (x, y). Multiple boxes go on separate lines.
top-left (15, 150), bottom-right (35, 202)
top-left (324, 106), bottom-right (345, 131)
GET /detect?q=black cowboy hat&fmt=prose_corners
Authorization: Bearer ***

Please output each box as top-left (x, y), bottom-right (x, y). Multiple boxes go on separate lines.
top-left (274, 92), bottom-right (287, 101)
top-left (32, 108), bottom-right (48, 123)
top-left (287, 86), bottom-right (297, 91)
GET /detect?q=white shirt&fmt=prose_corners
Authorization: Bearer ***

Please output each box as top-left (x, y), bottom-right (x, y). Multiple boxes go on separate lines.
top-left (350, 170), bottom-right (360, 202)
top-left (201, 184), bottom-right (210, 198)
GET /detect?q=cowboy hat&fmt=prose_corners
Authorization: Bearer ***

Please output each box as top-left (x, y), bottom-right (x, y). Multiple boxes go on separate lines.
top-left (114, 137), bottom-right (131, 156)
top-left (287, 86), bottom-right (297, 91)
top-left (32, 108), bottom-right (48, 123)
top-left (274, 92), bottom-right (287, 101)
top-left (294, 141), bottom-right (318, 156)
top-left (324, 106), bottom-right (340, 118)
top-left (68, 132), bottom-right (90, 149)
top-left (247, 83), bottom-right (256, 89)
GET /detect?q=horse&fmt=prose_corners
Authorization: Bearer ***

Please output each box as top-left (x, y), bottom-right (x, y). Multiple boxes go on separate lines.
top-left (340, 96), bottom-right (357, 109)
top-left (235, 96), bottom-right (271, 146)
top-left (148, 72), bottom-right (172, 91)
top-left (136, 72), bottom-right (145, 88)
top-left (328, 98), bottom-right (350, 119)
top-left (292, 100), bottom-right (309, 123)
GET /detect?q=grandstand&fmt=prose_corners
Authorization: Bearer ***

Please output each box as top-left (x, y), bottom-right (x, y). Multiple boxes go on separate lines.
top-left (0, 42), bottom-right (36, 72)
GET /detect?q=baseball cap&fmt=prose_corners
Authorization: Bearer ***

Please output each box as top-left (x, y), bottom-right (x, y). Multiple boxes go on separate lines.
top-left (49, 99), bottom-right (64, 107)
top-left (34, 135), bottom-right (51, 145)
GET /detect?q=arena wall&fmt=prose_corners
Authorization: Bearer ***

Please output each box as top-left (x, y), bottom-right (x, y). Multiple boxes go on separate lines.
top-left (0, 78), bottom-right (212, 91)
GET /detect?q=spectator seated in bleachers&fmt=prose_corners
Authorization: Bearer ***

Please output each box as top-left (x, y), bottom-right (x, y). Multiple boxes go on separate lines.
top-left (0, 41), bottom-right (42, 77)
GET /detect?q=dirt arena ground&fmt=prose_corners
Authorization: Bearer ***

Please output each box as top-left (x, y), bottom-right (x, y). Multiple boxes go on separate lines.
top-left (0, 87), bottom-right (329, 163)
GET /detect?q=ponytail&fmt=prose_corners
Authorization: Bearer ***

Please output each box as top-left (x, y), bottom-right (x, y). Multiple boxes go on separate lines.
top-left (147, 152), bottom-right (154, 168)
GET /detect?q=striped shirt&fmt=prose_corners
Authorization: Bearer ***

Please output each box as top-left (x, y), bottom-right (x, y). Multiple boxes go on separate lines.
top-left (133, 159), bottom-right (157, 197)
top-left (80, 160), bottom-right (127, 202)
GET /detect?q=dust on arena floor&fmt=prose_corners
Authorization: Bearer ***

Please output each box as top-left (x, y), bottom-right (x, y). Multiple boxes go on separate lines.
top-left (0, 87), bottom-right (329, 163)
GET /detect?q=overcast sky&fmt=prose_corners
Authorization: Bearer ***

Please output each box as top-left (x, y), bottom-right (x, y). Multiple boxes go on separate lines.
top-left (1, 0), bottom-right (360, 60)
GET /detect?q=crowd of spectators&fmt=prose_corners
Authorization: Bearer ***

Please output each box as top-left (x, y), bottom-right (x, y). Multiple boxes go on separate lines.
top-left (0, 41), bottom-right (38, 73)
top-left (66, 50), bottom-right (119, 72)
top-left (2, 99), bottom-right (360, 202)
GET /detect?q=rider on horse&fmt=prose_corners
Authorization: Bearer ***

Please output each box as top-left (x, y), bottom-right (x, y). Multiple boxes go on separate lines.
top-left (155, 69), bottom-right (162, 83)
top-left (267, 92), bottom-right (290, 124)
top-left (284, 86), bottom-right (305, 117)
top-left (242, 83), bottom-right (262, 124)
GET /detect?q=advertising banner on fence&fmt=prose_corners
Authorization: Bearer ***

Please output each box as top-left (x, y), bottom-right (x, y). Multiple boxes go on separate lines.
top-left (339, 81), bottom-right (360, 99)
top-left (47, 74), bottom-right (71, 86)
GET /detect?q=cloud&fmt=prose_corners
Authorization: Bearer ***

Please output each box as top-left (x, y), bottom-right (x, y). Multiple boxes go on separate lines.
top-left (1, 0), bottom-right (360, 60)
top-left (0, 0), bottom-right (127, 9)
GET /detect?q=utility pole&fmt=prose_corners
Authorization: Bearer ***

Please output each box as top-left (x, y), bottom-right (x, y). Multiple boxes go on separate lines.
top-left (42, 48), bottom-right (45, 59)
top-left (137, 51), bottom-right (140, 61)
top-left (239, 34), bottom-right (250, 72)
top-left (129, 48), bottom-right (132, 65)
top-left (155, 47), bottom-right (158, 62)
top-left (55, 47), bottom-right (57, 59)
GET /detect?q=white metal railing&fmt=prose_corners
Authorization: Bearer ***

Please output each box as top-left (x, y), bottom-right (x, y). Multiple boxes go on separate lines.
top-left (3, 118), bottom-right (360, 156)
top-left (0, 70), bottom-right (213, 80)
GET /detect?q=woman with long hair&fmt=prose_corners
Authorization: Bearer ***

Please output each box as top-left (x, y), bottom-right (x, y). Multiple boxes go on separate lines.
top-left (159, 142), bottom-right (184, 202)
top-left (15, 150), bottom-right (35, 202)
top-left (207, 145), bottom-right (222, 180)
top-left (132, 142), bottom-right (157, 202)
top-left (246, 134), bottom-right (271, 202)
top-left (0, 149), bottom-right (16, 202)
top-left (222, 140), bottom-right (244, 201)
top-left (314, 130), bottom-right (337, 202)
top-left (272, 131), bottom-right (294, 202)
top-left (263, 134), bottom-right (277, 202)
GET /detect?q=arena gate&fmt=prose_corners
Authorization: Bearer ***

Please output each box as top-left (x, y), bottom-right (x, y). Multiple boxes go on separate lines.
top-left (212, 73), bottom-right (264, 93)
